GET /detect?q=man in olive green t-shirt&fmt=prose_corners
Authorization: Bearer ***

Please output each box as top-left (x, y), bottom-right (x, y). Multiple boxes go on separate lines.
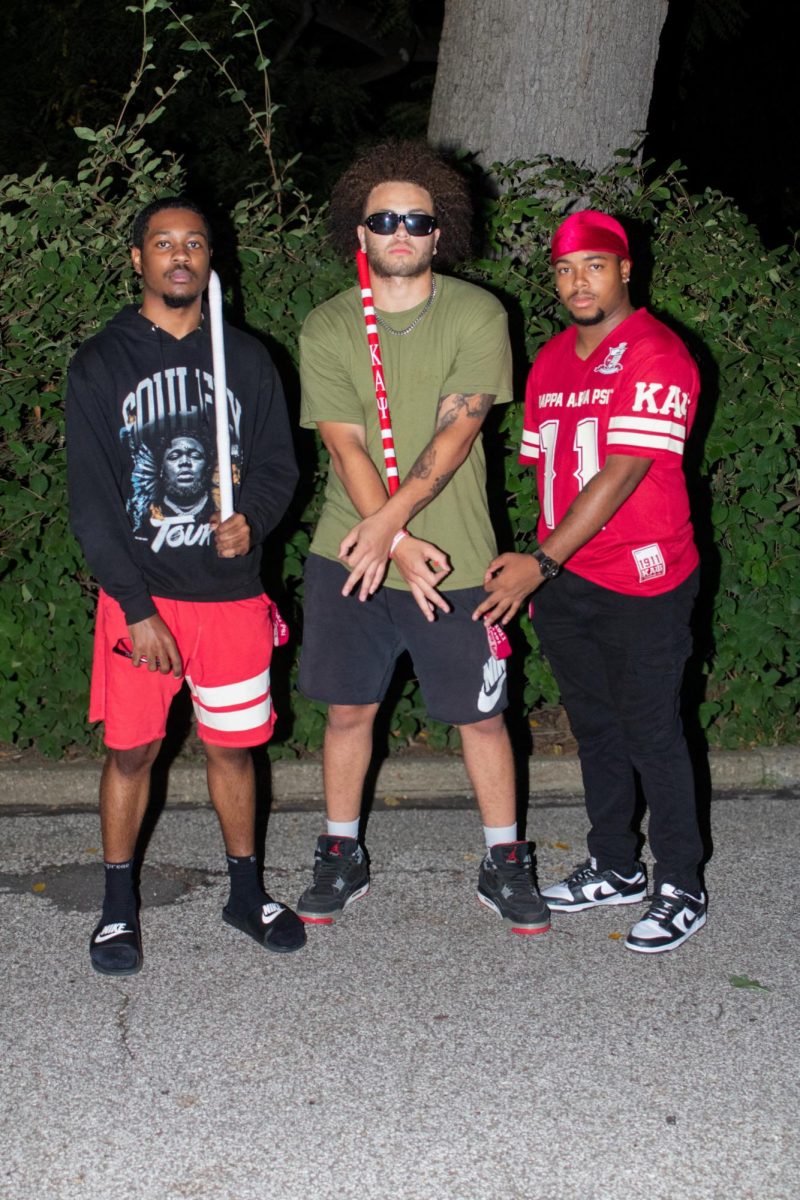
top-left (296, 139), bottom-right (549, 938)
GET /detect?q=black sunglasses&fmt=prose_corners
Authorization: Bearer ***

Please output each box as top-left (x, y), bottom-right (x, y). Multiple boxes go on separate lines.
top-left (363, 211), bottom-right (438, 237)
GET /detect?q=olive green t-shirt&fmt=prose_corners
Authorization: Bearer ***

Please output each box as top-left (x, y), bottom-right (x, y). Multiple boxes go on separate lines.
top-left (299, 274), bottom-right (512, 591)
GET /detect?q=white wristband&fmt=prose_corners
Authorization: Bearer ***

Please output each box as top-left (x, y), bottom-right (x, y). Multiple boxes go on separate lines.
top-left (389, 529), bottom-right (409, 559)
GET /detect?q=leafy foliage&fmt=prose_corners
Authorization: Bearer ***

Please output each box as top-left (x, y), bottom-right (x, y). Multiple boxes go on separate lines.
top-left (1, 10), bottom-right (797, 758)
top-left (728, 974), bottom-right (771, 992)
top-left (0, 0), bottom-right (439, 207)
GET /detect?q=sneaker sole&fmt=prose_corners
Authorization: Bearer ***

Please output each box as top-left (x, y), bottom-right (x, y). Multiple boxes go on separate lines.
top-left (543, 889), bottom-right (647, 912)
top-left (476, 892), bottom-right (551, 936)
top-left (297, 882), bottom-right (370, 925)
top-left (624, 912), bottom-right (707, 954)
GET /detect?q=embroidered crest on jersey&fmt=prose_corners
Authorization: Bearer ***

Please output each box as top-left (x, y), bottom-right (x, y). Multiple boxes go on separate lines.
top-left (632, 543), bottom-right (666, 582)
top-left (594, 342), bottom-right (628, 375)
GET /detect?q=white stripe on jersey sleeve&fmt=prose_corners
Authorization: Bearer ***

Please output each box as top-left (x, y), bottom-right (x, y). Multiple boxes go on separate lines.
top-left (519, 428), bottom-right (540, 459)
top-left (607, 431), bottom-right (686, 455)
top-left (607, 415), bottom-right (686, 456)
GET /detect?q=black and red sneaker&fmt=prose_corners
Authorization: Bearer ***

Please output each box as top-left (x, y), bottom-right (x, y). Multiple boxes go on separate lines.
top-left (477, 842), bottom-right (551, 936)
top-left (296, 835), bottom-right (370, 925)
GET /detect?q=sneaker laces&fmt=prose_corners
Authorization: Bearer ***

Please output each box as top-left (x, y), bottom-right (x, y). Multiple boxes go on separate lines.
top-left (311, 853), bottom-right (353, 896)
top-left (495, 859), bottom-right (537, 896)
top-left (643, 893), bottom-right (682, 923)
top-left (565, 860), bottom-right (598, 887)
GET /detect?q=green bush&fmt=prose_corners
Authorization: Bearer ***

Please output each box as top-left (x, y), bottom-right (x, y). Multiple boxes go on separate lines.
top-left (1, 13), bottom-right (797, 757)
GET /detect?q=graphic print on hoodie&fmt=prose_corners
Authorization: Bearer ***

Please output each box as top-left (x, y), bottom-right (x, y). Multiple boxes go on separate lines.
top-left (66, 305), bottom-right (298, 624)
top-left (122, 358), bottom-right (241, 559)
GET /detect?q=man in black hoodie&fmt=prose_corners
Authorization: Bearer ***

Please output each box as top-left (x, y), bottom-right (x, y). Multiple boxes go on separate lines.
top-left (67, 196), bottom-right (305, 975)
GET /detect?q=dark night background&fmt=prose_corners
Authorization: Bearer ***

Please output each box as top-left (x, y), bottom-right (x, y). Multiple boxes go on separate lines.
top-left (0, 0), bottom-right (796, 246)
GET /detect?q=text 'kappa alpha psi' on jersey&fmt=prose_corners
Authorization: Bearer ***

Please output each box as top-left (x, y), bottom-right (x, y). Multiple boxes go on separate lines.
top-left (66, 305), bottom-right (297, 624)
top-left (518, 308), bottom-right (700, 595)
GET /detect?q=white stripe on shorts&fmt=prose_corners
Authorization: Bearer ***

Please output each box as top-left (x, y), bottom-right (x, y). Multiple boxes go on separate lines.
top-left (193, 696), bottom-right (272, 733)
top-left (187, 669), bottom-right (269, 709)
top-left (186, 669), bottom-right (271, 733)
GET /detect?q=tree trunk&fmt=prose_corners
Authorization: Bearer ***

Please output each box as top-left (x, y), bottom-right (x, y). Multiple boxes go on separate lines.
top-left (428, 0), bottom-right (669, 172)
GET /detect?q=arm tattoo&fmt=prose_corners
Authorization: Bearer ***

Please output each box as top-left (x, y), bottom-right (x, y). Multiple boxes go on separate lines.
top-left (435, 392), bottom-right (494, 432)
top-left (403, 393), bottom-right (493, 518)
top-left (406, 464), bottom-right (455, 519)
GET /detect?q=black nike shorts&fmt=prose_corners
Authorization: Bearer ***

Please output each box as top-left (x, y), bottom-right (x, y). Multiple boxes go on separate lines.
top-left (298, 554), bottom-right (508, 726)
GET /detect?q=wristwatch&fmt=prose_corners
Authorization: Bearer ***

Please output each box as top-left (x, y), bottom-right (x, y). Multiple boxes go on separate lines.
top-left (533, 549), bottom-right (561, 580)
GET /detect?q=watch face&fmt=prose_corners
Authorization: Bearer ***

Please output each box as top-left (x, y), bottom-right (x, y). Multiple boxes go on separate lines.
top-left (535, 552), bottom-right (560, 579)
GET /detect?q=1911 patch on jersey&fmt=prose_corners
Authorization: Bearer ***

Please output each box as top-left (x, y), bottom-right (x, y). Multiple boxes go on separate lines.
top-left (632, 543), bottom-right (666, 582)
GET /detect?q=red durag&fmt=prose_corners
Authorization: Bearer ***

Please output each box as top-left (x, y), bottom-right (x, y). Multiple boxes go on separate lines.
top-left (550, 210), bottom-right (630, 262)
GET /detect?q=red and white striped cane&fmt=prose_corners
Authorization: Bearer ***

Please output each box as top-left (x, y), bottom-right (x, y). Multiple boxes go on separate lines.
top-left (356, 250), bottom-right (400, 496)
top-left (355, 250), bottom-right (510, 660)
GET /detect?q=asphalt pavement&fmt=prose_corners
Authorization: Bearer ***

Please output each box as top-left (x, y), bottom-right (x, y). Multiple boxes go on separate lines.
top-left (1, 753), bottom-right (799, 1200)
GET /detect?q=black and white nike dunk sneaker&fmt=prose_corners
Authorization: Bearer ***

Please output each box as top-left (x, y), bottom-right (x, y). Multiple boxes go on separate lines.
top-left (541, 857), bottom-right (647, 912)
top-left (625, 883), bottom-right (707, 954)
top-left (477, 842), bottom-right (551, 935)
top-left (296, 836), bottom-right (370, 925)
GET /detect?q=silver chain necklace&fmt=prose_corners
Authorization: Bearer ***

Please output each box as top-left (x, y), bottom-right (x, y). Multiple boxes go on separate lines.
top-left (375, 276), bottom-right (437, 336)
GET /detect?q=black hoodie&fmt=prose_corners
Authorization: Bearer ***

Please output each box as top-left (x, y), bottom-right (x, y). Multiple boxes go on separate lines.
top-left (66, 305), bottom-right (298, 624)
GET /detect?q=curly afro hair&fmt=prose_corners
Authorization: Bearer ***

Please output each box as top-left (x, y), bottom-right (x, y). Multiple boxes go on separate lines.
top-left (328, 139), bottom-right (474, 266)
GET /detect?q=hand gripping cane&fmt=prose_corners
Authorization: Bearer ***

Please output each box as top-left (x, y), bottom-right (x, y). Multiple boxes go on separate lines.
top-left (355, 251), bottom-right (510, 660)
top-left (208, 269), bottom-right (234, 521)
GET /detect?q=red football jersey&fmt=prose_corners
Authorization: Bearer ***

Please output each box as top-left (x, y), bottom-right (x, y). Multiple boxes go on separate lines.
top-left (519, 308), bottom-right (699, 595)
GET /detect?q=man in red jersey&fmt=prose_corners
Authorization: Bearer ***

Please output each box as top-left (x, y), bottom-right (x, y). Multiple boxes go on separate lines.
top-left (473, 210), bottom-right (707, 954)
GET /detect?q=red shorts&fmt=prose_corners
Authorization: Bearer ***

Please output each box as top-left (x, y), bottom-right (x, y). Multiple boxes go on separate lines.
top-left (90, 591), bottom-right (279, 750)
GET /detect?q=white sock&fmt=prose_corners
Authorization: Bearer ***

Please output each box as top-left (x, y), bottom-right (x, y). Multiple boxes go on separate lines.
top-left (484, 823), bottom-right (518, 848)
top-left (327, 818), bottom-right (360, 840)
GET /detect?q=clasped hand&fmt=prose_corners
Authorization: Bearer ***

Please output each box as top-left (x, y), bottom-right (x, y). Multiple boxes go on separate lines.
top-left (472, 552), bottom-right (542, 626)
top-left (338, 511), bottom-right (452, 622)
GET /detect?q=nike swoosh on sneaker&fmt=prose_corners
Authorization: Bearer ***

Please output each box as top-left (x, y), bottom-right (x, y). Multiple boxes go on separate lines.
top-left (94, 923), bottom-right (133, 942)
top-left (588, 882), bottom-right (622, 901)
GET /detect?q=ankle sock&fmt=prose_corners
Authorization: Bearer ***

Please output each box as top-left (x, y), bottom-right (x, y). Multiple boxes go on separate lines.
top-left (102, 859), bottom-right (136, 924)
top-left (225, 853), bottom-right (265, 917)
top-left (483, 823), bottom-right (518, 849)
top-left (326, 819), bottom-right (360, 840)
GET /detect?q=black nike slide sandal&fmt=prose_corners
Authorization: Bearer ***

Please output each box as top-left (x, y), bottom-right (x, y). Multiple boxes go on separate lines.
top-left (89, 917), bottom-right (143, 976)
top-left (222, 898), bottom-right (306, 954)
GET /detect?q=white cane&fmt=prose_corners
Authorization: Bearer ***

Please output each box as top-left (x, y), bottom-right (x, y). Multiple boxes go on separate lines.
top-left (208, 269), bottom-right (234, 521)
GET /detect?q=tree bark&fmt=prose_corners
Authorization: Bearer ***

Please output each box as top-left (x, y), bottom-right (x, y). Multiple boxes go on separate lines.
top-left (428, 0), bottom-right (669, 171)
